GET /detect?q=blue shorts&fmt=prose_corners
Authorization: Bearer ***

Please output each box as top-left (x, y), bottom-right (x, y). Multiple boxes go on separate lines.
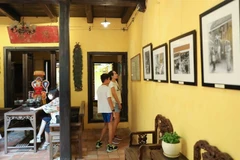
top-left (43, 117), bottom-right (51, 133)
top-left (102, 113), bottom-right (112, 123)
top-left (114, 103), bottom-right (121, 113)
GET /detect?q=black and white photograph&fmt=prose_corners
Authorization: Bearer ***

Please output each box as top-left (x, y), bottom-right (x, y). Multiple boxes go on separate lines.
top-left (152, 43), bottom-right (168, 82)
top-left (200, 0), bottom-right (240, 89)
top-left (154, 53), bottom-right (161, 74)
top-left (142, 43), bottom-right (153, 80)
top-left (174, 50), bottom-right (190, 74)
top-left (145, 51), bottom-right (151, 74)
top-left (208, 14), bottom-right (233, 73)
top-left (169, 30), bottom-right (197, 86)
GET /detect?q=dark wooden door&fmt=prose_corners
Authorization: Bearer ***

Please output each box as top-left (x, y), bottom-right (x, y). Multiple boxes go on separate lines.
top-left (22, 53), bottom-right (33, 100)
top-left (120, 53), bottom-right (128, 120)
top-left (6, 51), bottom-right (14, 107)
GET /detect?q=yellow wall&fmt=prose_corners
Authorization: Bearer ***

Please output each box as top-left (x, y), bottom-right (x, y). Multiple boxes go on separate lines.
top-left (128, 0), bottom-right (239, 159)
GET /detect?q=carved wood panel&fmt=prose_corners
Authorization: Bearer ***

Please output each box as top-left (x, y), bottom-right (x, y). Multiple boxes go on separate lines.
top-left (194, 140), bottom-right (233, 160)
top-left (155, 114), bottom-right (174, 143)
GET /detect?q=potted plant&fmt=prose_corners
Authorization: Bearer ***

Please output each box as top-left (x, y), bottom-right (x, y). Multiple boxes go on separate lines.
top-left (160, 132), bottom-right (181, 158)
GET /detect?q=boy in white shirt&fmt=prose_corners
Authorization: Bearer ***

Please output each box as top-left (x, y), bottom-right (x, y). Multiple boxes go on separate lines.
top-left (95, 73), bottom-right (118, 152)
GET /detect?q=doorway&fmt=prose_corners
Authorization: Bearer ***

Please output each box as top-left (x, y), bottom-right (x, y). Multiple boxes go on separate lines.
top-left (4, 47), bottom-right (59, 108)
top-left (88, 52), bottom-right (128, 123)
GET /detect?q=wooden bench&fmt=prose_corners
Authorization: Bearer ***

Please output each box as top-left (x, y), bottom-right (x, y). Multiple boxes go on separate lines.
top-left (49, 101), bottom-right (85, 159)
top-left (125, 114), bottom-right (178, 160)
top-left (194, 140), bottom-right (233, 160)
top-left (147, 139), bottom-right (233, 160)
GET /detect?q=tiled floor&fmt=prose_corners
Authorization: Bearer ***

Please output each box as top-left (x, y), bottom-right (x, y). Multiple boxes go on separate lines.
top-left (0, 128), bottom-right (130, 160)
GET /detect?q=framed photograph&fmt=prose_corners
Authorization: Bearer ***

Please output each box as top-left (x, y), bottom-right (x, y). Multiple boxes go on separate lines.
top-left (131, 54), bottom-right (141, 81)
top-left (169, 30), bottom-right (197, 86)
top-left (200, 0), bottom-right (240, 90)
top-left (142, 43), bottom-right (153, 80)
top-left (152, 43), bottom-right (168, 82)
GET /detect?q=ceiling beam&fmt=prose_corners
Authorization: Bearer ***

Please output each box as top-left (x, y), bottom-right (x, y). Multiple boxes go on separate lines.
top-left (0, 0), bottom-right (145, 6)
top-left (121, 7), bottom-right (134, 24)
top-left (40, 4), bottom-right (58, 22)
top-left (0, 0), bottom-right (59, 3)
top-left (0, 4), bottom-right (20, 21)
top-left (85, 5), bottom-right (93, 23)
top-left (137, 0), bottom-right (146, 12)
top-left (71, 0), bottom-right (139, 6)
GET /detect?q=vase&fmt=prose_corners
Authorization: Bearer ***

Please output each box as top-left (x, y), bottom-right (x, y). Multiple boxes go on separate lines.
top-left (162, 140), bottom-right (181, 158)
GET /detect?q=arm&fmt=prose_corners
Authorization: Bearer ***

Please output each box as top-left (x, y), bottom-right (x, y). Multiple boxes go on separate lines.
top-left (110, 87), bottom-right (122, 109)
top-left (107, 97), bottom-right (114, 111)
top-left (30, 106), bottom-right (44, 111)
top-left (107, 97), bottom-right (116, 118)
top-left (29, 99), bottom-right (54, 111)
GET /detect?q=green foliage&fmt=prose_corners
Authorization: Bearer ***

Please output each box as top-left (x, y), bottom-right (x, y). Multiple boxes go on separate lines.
top-left (160, 132), bottom-right (180, 144)
top-left (73, 42), bottom-right (83, 91)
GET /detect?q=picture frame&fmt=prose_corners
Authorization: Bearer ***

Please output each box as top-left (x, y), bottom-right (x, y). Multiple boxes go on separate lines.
top-left (152, 43), bottom-right (168, 82)
top-left (142, 43), bottom-right (153, 80)
top-left (200, 0), bottom-right (240, 90)
top-left (131, 54), bottom-right (141, 81)
top-left (169, 30), bottom-right (197, 86)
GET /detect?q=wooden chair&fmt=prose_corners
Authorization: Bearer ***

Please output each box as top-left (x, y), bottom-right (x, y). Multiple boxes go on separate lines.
top-left (125, 114), bottom-right (173, 160)
top-left (194, 140), bottom-right (233, 160)
top-left (49, 101), bottom-right (85, 159)
top-left (49, 125), bottom-right (60, 159)
top-left (0, 108), bottom-right (12, 137)
top-left (70, 101), bottom-right (85, 158)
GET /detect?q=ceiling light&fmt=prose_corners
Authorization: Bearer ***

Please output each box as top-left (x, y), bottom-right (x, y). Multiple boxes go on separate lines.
top-left (101, 18), bottom-right (111, 28)
top-left (101, 6), bottom-right (110, 28)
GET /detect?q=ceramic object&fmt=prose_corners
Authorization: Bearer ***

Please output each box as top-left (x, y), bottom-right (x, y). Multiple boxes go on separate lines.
top-left (162, 140), bottom-right (181, 158)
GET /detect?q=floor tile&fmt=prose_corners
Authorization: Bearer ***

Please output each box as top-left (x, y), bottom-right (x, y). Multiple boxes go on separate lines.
top-left (0, 128), bottom-right (130, 160)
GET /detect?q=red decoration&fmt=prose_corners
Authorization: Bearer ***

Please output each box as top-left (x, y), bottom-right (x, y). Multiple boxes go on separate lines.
top-left (7, 26), bottom-right (59, 43)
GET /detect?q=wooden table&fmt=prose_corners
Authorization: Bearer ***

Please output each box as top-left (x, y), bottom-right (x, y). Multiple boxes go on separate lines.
top-left (151, 149), bottom-right (188, 160)
top-left (4, 106), bottom-right (40, 153)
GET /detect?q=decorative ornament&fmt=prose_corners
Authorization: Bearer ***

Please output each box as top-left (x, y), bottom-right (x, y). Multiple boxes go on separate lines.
top-left (10, 18), bottom-right (36, 35)
top-left (73, 42), bottom-right (83, 91)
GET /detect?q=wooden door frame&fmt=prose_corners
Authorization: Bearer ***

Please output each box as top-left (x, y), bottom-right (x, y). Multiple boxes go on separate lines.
top-left (87, 52), bottom-right (128, 123)
top-left (3, 46), bottom-right (59, 108)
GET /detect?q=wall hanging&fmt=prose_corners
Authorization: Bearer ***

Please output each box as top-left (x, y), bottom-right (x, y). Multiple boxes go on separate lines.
top-left (7, 26), bottom-right (59, 43)
top-left (73, 42), bottom-right (83, 91)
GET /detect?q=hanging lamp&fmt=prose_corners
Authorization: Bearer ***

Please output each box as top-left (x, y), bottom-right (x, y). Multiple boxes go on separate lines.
top-left (101, 6), bottom-right (111, 28)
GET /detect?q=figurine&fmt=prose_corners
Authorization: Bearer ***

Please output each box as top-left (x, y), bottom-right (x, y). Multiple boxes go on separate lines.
top-left (31, 76), bottom-right (49, 104)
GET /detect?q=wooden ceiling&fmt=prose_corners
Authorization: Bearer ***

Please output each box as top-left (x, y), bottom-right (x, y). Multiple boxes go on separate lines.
top-left (0, 0), bottom-right (146, 24)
